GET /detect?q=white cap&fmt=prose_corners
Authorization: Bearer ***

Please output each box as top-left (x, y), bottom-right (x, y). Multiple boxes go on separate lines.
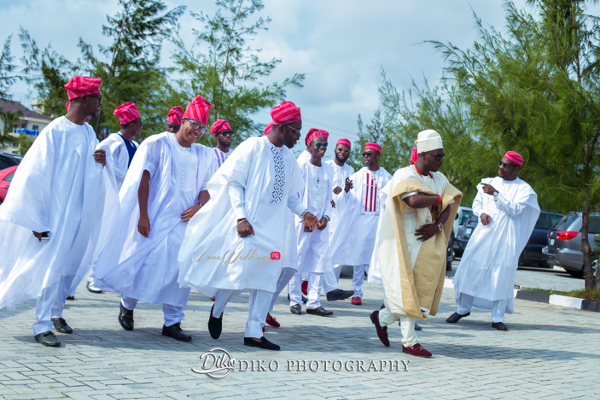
top-left (416, 129), bottom-right (443, 153)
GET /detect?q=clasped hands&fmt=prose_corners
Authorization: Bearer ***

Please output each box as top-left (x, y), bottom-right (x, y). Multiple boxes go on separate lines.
top-left (415, 193), bottom-right (443, 242)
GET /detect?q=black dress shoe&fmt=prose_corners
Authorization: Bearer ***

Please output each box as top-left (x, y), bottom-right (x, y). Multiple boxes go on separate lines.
top-left (326, 289), bottom-right (354, 301)
top-left (414, 323), bottom-right (423, 331)
top-left (306, 306), bottom-right (333, 316)
top-left (35, 331), bottom-right (61, 347)
top-left (52, 318), bottom-right (73, 334)
top-left (244, 336), bottom-right (280, 351)
top-left (446, 312), bottom-right (470, 323)
top-left (66, 296), bottom-right (75, 301)
top-left (290, 304), bottom-right (302, 315)
top-left (208, 305), bottom-right (223, 339)
top-left (162, 323), bottom-right (192, 342)
top-left (118, 302), bottom-right (134, 331)
top-left (491, 322), bottom-right (508, 331)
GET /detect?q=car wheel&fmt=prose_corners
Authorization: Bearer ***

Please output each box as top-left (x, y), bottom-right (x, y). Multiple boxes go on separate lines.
top-left (566, 269), bottom-right (584, 279)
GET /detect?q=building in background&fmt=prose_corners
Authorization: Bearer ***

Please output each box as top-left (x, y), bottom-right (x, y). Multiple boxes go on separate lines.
top-left (0, 99), bottom-right (52, 154)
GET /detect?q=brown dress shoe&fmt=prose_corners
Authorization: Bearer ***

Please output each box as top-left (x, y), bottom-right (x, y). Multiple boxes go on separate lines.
top-left (402, 343), bottom-right (432, 357)
top-left (370, 310), bottom-right (390, 347)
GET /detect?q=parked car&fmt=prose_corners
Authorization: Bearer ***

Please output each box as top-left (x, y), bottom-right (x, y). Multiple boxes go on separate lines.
top-left (520, 212), bottom-right (563, 266)
top-left (0, 153), bottom-right (21, 171)
top-left (0, 165), bottom-right (18, 204)
top-left (446, 229), bottom-right (455, 271)
top-left (542, 211), bottom-right (600, 278)
top-left (454, 211), bottom-right (478, 254)
top-left (453, 206), bottom-right (473, 256)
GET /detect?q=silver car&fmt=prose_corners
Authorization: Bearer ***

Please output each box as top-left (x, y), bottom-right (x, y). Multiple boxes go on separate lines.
top-left (542, 211), bottom-right (600, 278)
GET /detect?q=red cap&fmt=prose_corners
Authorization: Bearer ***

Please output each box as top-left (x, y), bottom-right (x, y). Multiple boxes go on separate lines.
top-left (365, 142), bottom-right (381, 153)
top-left (270, 101), bottom-right (301, 125)
top-left (183, 95), bottom-right (213, 125)
top-left (210, 119), bottom-right (232, 135)
top-left (305, 128), bottom-right (329, 146)
top-left (410, 147), bottom-right (418, 163)
top-left (504, 151), bottom-right (523, 166)
top-left (167, 106), bottom-right (183, 125)
top-left (264, 122), bottom-right (273, 136)
top-left (113, 102), bottom-right (140, 125)
top-left (64, 76), bottom-right (102, 100)
top-left (336, 138), bottom-right (351, 148)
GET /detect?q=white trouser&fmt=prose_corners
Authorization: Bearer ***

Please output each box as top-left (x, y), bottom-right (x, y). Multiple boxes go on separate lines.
top-left (378, 307), bottom-right (418, 347)
top-left (33, 275), bottom-right (75, 336)
top-left (87, 264), bottom-right (96, 286)
top-left (215, 289), bottom-right (273, 338)
top-left (290, 272), bottom-right (324, 309)
top-left (121, 296), bottom-right (184, 327)
top-left (352, 264), bottom-right (369, 298)
top-left (269, 267), bottom-right (296, 313)
top-left (322, 264), bottom-right (342, 293)
top-left (456, 293), bottom-right (508, 323)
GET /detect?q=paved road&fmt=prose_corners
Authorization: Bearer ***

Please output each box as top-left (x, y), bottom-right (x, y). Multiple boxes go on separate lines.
top-left (445, 260), bottom-right (585, 292)
top-left (0, 276), bottom-right (598, 399)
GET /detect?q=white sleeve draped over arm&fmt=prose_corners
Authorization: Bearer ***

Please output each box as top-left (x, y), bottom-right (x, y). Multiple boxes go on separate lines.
top-left (472, 190), bottom-right (484, 217)
top-left (495, 191), bottom-right (528, 218)
top-left (229, 182), bottom-right (246, 220)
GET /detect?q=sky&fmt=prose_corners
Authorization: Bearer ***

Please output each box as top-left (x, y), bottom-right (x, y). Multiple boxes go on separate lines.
top-left (1, 0), bottom-right (544, 158)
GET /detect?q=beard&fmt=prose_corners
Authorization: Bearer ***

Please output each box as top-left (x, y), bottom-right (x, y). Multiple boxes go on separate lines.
top-left (335, 154), bottom-right (348, 164)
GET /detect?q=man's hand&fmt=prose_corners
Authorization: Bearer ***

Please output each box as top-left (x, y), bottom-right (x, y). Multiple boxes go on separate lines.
top-left (32, 231), bottom-right (49, 242)
top-left (481, 183), bottom-right (497, 196)
top-left (431, 202), bottom-right (442, 221)
top-left (331, 199), bottom-right (336, 208)
top-left (333, 186), bottom-right (342, 195)
top-left (303, 212), bottom-right (318, 232)
top-left (181, 204), bottom-right (201, 223)
top-left (93, 149), bottom-right (106, 166)
top-left (237, 219), bottom-right (255, 238)
top-left (317, 217), bottom-right (328, 230)
top-left (480, 213), bottom-right (492, 225)
top-left (138, 214), bottom-right (151, 238)
top-left (415, 223), bottom-right (439, 242)
top-left (344, 177), bottom-right (353, 193)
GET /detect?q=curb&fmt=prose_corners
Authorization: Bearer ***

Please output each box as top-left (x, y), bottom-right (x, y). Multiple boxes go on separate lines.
top-left (443, 278), bottom-right (599, 313)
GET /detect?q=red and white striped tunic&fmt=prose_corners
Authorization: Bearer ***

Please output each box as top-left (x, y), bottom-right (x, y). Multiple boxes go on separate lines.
top-left (361, 170), bottom-right (382, 214)
top-left (213, 147), bottom-right (232, 169)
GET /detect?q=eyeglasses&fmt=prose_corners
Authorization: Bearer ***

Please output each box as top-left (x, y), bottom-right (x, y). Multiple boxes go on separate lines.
top-left (219, 131), bottom-right (234, 137)
top-left (362, 152), bottom-right (373, 157)
top-left (285, 124), bottom-right (301, 134)
top-left (185, 119), bottom-right (207, 135)
top-left (424, 152), bottom-right (445, 161)
top-left (498, 160), bottom-right (515, 169)
top-left (314, 142), bottom-right (328, 149)
top-left (87, 94), bottom-right (102, 102)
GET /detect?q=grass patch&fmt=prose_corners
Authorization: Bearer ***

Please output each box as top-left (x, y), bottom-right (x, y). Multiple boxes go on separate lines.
top-left (524, 287), bottom-right (600, 301)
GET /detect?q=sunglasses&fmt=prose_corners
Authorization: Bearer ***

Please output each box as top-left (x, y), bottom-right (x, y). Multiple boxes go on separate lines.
top-left (219, 131), bottom-right (234, 137)
top-left (314, 142), bottom-right (328, 149)
top-left (185, 119), bottom-right (207, 135)
top-left (286, 125), bottom-right (302, 134)
top-left (362, 152), bottom-right (373, 157)
top-left (87, 94), bottom-right (103, 101)
top-left (424, 152), bottom-right (445, 161)
top-left (498, 160), bottom-right (516, 169)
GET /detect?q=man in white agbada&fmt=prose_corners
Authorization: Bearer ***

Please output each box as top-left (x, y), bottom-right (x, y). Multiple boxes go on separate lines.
top-left (288, 129), bottom-right (335, 316)
top-left (210, 119), bottom-right (234, 169)
top-left (178, 101), bottom-right (317, 351)
top-left (86, 102), bottom-right (142, 294)
top-left (94, 95), bottom-right (215, 342)
top-left (322, 138), bottom-right (355, 301)
top-left (329, 142), bottom-right (392, 305)
top-left (0, 76), bottom-right (118, 347)
top-left (369, 130), bottom-right (462, 357)
top-left (448, 151), bottom-right (539, 331)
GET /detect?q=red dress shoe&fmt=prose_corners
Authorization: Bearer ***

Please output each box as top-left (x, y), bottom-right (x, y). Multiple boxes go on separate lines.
top-left (265, 314), bottom-right (280, 328)
top-left (402, 343), bottom-right (432, 357)
top-left (351, 296), bottom-right (362, 305)
top-left (210, 296), bottom-right (216, 301)
top-left (301, 280), bottom-right (308, 296)
top-left (370, 310), bottom-right (390, 347)
top-left (262, 326), bottom-right (265, 332)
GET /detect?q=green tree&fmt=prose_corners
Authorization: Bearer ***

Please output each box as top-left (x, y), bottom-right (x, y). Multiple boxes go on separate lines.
top-left (379, 0), bottom-right (600, 289)
top-left (0, 108), bottom-right (20, 148)
top-left (171, 0), bottom-right (305, 147)
top-left (19, 28), bottom-right (73, 118)
top-left (16, 133), bottom-right (34, 156)
top-left (0, 34), bottom-right (17, 101)
top-left (78, 0), bottom-right (185, 139)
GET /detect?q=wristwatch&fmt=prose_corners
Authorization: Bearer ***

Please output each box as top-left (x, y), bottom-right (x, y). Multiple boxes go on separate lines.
top-left (438, 223), bottom-right (444, 231)
top-left (300, 210), bottom-right (308, 220)
top-left (324, 215), bottom-right (330, 221)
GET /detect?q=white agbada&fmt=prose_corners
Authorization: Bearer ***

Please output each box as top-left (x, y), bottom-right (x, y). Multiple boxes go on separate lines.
top-left (94, 132), bottom-right (214, 307)
top-left (178, 136), bottom-right (305, 296)
top-left (295, 157), bottom-right (333, 274)
top-left (97, 133), bottom-right (139, 189)
top-left (324, 160), bottom-right (354, 235)
top-left (213, 147), bottom-right (233, 169)
top-left (0, 117), bottom-right (119, 309)
top-left (330, 166), bottom-right (392, 266)
top-left (453, 177), bottom-right (539, 313)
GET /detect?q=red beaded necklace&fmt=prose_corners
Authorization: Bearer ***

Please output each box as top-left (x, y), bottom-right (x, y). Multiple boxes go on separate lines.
top-left (414, 164), bottom-right (433, 179)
